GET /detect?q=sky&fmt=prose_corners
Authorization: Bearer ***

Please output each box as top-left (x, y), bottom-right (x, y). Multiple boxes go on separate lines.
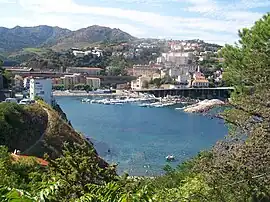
top-left (0, 0), bottom-right (269, 45)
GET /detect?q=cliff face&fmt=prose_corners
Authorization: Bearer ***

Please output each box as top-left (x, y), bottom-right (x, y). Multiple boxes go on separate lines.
top-left (0, 101), bottom-right (107, 166)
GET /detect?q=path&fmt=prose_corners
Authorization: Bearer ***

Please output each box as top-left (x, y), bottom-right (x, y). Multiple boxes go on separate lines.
top-left (22, 107), bottom-right (51, 154)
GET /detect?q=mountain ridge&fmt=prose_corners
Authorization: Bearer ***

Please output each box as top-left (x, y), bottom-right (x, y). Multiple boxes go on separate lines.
top-left (0, 25), bottom-right (136, 53)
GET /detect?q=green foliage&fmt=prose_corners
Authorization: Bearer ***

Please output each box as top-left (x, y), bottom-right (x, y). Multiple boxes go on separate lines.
top-left (0, 103), bottom-right (48, 152)
top-left (44, 142), bottom-right (116, 200)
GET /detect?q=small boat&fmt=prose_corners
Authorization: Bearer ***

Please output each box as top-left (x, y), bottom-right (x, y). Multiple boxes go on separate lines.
top-left (166, 155), bottom-right (175, 161)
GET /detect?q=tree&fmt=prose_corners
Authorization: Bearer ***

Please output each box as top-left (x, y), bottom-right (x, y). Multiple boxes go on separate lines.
top-left (45, 142), bottom-right (117, 200)
top-left (195, 13), bottom-right (270, 201)
top-left (142, 80), bottom-right (149, 89)
top-left (152, 78), bottom-right (162, 88)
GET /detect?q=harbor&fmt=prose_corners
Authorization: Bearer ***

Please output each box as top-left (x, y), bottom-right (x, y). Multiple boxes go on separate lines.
top-left (56, 96), bottom-right (228, 176)
top-left (81, 94), bottom-right (199, 109)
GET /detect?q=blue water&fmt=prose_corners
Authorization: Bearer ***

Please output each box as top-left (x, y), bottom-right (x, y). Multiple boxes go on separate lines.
top-left (56, 96), bottom-right (228, 176)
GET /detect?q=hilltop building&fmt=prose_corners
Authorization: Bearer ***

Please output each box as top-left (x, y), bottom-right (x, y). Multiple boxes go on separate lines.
top-left (30, 78), bottom-right (53, 105)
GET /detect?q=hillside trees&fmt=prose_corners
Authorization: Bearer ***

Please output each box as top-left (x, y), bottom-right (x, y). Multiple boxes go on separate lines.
top-left (194, 13), bottom-right (270, 201)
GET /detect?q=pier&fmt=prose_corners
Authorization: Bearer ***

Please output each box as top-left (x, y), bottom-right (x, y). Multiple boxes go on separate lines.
top-left (134, 87), bottom-right (234, 100)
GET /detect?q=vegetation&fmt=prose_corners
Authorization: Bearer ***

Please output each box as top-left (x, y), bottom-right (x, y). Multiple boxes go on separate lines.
top-left (0, 103), bottom-right (48, 152)
top-left (0, 13), bottom-right (269, 202)
top-left (0, 25), bottom-right (134, 53)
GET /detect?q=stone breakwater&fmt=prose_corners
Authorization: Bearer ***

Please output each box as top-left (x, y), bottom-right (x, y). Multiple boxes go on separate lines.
top-left (183, 99), bottom-right (226, 113)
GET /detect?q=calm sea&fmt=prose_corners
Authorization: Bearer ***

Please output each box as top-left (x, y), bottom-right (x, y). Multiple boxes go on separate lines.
top-left (56, 96), bottom-right (228, 176)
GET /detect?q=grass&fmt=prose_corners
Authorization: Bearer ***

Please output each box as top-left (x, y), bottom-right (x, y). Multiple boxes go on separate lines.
top-left (23, 48), bottom-right (50, 55)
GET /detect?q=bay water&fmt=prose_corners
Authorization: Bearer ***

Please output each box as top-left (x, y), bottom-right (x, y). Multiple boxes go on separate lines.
top-left (56, 96), bottom-right (228, 176)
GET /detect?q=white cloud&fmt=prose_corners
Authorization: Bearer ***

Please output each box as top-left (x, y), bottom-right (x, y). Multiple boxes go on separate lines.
top-left (0, 0), bottom-right (15, 3)
top-left (18, 0), bottom-right (257, 34)
top-left (14, 0), bottom-right (267, 44)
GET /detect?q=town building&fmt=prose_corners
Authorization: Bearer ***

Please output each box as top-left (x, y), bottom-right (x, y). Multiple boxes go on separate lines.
top-left (14, 75), bottom-right (24, 91)
top-left (133, 65), bottom-right (159, 78)
top-left (61, 73), bottom-right (85, 89)
top-left (176, 73), bottom-right (192, 85)
top-left (30, 78), bottom-right (53, 105)
top-left (192, 66), bottom-right (209, 88)
top-left (116, 83), bottom-right (130, 90)
top-left (66, 67), bottom-right (102, 75)
top-left (86, 77), bottom-right (101, 89)
top-left (72, 48), bottom-right (103, 58)
top-left (23, 77), bottom-right (31, 89)
top-left (52, 78), bottom-right (63, 86)
top-left (192, 79), bottom-right (209, 88)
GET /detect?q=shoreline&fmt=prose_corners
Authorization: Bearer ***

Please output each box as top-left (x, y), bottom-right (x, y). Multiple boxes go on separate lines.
top-left (53, 92), bottom-right (121, 97)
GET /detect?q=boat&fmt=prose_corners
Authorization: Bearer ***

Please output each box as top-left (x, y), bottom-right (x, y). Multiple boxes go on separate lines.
top-left (81, 98), bottom-right (91, 103)
top-left (166, 155), bottom-right (175, 161)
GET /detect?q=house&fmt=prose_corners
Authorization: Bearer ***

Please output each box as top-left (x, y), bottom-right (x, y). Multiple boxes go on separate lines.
top-left (86, 77), bottom-right (101, 89)
top-left (30, 78), bottom-right (53, 105)
top-left (73, 51), bottom-right (85, 57)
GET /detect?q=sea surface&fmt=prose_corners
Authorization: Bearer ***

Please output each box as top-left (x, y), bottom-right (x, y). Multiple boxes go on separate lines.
top-left (56, 96), bottom-right (228, 176)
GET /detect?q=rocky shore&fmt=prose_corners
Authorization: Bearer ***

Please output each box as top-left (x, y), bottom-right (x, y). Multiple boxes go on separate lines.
top-left (183, 99), bottom-right (226, 113)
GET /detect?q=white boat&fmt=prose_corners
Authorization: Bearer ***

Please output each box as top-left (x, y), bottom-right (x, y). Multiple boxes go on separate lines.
top-left (82, 98), bottom-right (91, 103)
top-left (166, 155), bottom-right (175, 161)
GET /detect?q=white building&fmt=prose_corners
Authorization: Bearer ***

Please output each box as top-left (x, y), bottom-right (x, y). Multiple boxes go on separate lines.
top-left (30, 78), bottom-right (53, 105)
top-left (176, 72), bottom-right (191, 84)
top-left (86, 77), bottom-right (101, 89)
top-left (23, 77), bottom-right (31, 89)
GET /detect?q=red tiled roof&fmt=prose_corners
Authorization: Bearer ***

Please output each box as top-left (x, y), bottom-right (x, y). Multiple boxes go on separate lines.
top-left (11, 153), bottom-right (49, 166)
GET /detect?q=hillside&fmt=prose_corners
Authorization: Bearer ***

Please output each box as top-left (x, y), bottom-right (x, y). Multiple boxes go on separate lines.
top-left (0, 102), bottom-right (104, 163)
top-left (0, 25), bottom-right (71, 52)
top-left (51, 25), bottom-right (136, 51)
top-left (0, 25), bottom-right (136, 53)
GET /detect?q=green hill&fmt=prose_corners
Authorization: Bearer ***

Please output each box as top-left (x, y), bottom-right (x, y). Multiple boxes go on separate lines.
top-left (0, 101), bottom-right (104, 163)
top-left (0, 25), bottom-right (136, 53)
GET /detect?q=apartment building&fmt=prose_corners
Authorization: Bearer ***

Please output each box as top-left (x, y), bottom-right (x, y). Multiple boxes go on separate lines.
top-left (86, 77), bottom-right (101, 89)
top-left (30, 78), bottom-right (52, 104)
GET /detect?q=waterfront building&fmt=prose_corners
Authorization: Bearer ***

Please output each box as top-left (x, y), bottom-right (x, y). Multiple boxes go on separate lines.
top-left (192, 79), bottom-right (209, 88)
top-left (192, 66), bottom-right (209, 88)
top-left (61, 74), bottom-right (85, 89)
top-left (86, 77), bottom-right (101, 89)
top-left (66, 67), bottom-right (102, 75)
top-left (30, 78), bottom-right (53, 105)
top-left (52, 78), bottom-right (63, 85)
